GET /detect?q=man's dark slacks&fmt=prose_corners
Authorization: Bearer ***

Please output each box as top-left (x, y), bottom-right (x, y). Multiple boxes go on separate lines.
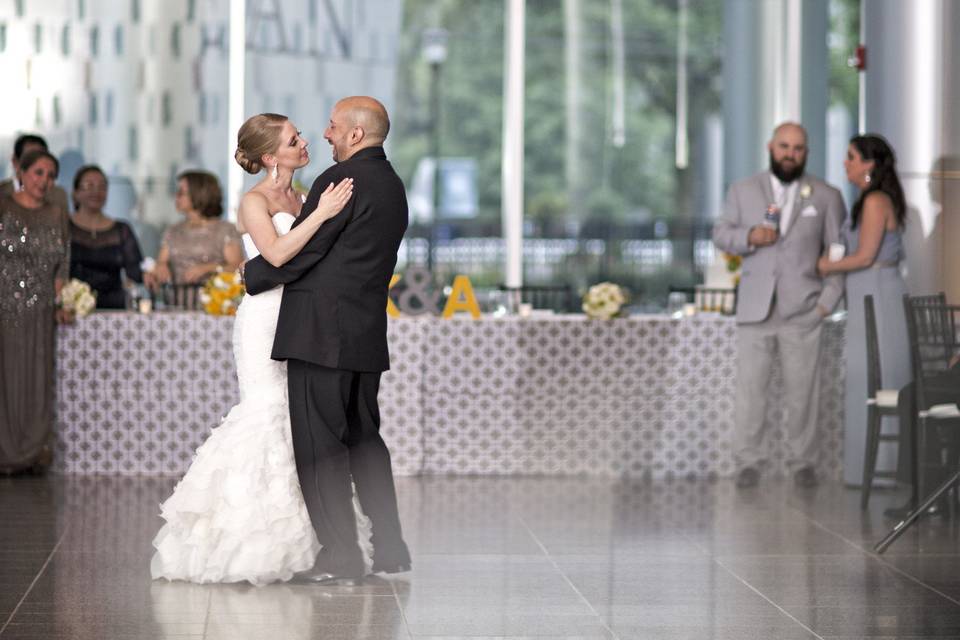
top-left (287, 358), bottom-right (409, 576)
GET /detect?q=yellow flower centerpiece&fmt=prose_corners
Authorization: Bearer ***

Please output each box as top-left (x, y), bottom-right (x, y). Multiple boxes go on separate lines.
top-left (723, 252), bottom-right (742, 287)
top-left (199, 270), bottom-right (245, 316)
top-left (582, 282), bottom-right (627, 319)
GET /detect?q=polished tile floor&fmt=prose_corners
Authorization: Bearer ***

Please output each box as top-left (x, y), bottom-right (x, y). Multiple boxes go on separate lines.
top-left (2, 474), bottom-right (960, 639)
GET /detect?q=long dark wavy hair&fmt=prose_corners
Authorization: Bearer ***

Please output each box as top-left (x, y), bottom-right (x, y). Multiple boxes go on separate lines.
top-left (849, 134), bottom-right (907, 229)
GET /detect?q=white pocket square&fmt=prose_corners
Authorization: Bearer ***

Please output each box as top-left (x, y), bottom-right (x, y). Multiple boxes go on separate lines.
top-left (801, 205), bottom-right (819, 217)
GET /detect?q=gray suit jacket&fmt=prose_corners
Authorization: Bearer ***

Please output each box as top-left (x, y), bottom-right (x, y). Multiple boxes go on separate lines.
top-left (712, 171), bottom-right (845, 324)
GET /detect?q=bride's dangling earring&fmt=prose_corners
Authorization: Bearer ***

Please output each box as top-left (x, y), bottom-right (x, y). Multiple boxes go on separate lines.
top-left (864, 172), bottom-right (872, 185)
top-left (272, 164), bottom-right (279, 183)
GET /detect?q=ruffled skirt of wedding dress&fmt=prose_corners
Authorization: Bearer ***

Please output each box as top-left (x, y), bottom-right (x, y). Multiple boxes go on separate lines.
top-left (150, 287), bottom-right (371, 586)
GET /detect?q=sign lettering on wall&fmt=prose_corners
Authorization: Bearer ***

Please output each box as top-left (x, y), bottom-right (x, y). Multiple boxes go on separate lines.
top-left (246, 0), bottom-right (358, 60)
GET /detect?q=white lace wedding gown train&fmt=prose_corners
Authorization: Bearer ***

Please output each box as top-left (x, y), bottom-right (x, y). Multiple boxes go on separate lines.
top-left (151, 212), bottom-right (370, 586)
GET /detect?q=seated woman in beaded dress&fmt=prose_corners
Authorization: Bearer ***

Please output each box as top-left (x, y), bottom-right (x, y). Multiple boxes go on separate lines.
top-left (144, 171), bottom-right (243, 288)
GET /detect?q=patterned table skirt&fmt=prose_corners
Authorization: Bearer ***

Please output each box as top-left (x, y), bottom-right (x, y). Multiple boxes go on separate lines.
top-left (55, 313), bottom-right (845, 479)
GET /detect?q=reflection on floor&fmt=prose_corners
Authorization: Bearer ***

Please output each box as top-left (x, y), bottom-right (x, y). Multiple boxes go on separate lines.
top-left (2, 474), bottom-right (960, 639)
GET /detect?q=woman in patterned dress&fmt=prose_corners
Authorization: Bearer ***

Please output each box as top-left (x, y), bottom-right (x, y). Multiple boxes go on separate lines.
top-left (144, 171), bottom-right (243, 287)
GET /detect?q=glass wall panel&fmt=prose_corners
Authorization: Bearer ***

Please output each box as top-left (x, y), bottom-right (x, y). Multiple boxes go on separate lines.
top-left (393, 0), bottom-right (724, 308)
top-left (0, 0), bottom-right (857, 303)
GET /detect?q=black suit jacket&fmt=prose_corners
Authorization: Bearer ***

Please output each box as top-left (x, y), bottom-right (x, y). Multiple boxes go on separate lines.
top-left (243, 146), bottom-right (408, 372)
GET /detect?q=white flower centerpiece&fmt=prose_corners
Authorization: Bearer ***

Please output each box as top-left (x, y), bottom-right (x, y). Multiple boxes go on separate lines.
top-left (58, 279), bottom-right (96, 317)
top-left (582, 282), bottom-right (627, 320)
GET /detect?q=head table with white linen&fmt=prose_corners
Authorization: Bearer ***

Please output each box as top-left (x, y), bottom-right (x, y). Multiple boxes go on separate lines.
top-left (55, 312), bottom-right (845, 479)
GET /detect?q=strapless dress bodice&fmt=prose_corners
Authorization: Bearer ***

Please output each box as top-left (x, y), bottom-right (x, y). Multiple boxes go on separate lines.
top-left (241, 211), bottom-right (296, 259)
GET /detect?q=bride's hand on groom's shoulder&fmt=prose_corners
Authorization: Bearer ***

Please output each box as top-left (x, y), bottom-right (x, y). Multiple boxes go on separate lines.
top-left (238, 260), bottom-right (247, 282)
top-left (310, 177), bottom-right (354, 223)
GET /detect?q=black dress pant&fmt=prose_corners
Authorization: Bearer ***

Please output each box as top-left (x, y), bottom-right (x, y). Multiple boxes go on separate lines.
top-left (287, 359), bottom-right (409, 576)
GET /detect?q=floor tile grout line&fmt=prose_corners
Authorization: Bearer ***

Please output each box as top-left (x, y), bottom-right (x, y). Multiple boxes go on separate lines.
top-left (0, 524), bottom-right (69, 638)
top-left (682, 533), bottom-right (826, 640)
top-left (517, 515), bottom-right (622, 640)
top-left (389, 578), bottom-right (415, 640)
top-left (791, 504), bottom-right (960, 609)
top-left (202, 585), bottom-right (212, 638)
top-left (712, 556), bottom-right (827, 640)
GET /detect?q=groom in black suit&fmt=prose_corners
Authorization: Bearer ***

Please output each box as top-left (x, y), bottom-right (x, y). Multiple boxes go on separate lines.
top-left (244, 96), bottom-right (411, 583)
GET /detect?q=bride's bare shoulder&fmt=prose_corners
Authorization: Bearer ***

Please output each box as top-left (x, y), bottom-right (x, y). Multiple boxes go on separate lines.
top-left (241, 189), bottom-right (270, 208)
top-left (237, 190), bottom-right (271, 233)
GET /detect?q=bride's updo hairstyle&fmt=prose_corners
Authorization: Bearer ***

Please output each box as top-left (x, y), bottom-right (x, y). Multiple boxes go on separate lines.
top-left (234, 113), bottom-right (288, 174)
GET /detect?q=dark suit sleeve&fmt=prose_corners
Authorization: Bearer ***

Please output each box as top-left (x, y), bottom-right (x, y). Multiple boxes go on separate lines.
top-left (243, 169), bottom-right (353, 295)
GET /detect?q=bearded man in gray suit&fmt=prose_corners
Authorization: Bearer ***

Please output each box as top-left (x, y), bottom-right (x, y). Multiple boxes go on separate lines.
top-left (713, 122), bottom-right (846, 489)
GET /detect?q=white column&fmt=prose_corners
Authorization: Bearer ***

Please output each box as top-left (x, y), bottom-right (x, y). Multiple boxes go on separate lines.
top-left (501, 0), bottom-right (525, 288)
top-left (227, 0), bottom-right (246, 222)
top-left (862, 0), bottom-right (960, 300)
top-left (610, 0), bottom-right (626, 149)
top-left (722, 0), bottom-right (828, 186)
top-left (674, 0), bottom-right (689, 168)
top-left (564, 0), bottom-right (583, 220)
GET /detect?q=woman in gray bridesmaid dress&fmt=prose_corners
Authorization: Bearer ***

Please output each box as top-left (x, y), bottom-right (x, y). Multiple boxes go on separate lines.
top-left (818, 134), bottom-right (911, 486)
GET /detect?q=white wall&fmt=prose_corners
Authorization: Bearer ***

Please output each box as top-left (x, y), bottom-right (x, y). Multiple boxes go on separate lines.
top-left (0, 0), bottom-right (403, 257)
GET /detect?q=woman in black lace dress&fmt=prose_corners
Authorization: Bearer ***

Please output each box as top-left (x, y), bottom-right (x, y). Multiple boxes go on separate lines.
top-left (69, 165), bottom-right (144, 309)
top-left (0, 150), bottom-right (70, 474)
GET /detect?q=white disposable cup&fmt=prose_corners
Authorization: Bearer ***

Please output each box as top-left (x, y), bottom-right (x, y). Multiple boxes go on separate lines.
top-left (828, 243), bottom-right (845, 262)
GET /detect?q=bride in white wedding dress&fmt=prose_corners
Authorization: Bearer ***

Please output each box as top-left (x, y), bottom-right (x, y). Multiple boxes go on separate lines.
top-left (151, 113), bottom-right (368, 586)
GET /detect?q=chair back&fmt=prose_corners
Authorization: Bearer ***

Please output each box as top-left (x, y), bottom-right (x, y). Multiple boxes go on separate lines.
top-left (153, 283), bottom-right (204, 311)
top-left (499, 285), bottom-right (575, 313)
top-left (864, 295), bottom-right (882, 398)
top-left (902, 293), bottom-right (957, 409)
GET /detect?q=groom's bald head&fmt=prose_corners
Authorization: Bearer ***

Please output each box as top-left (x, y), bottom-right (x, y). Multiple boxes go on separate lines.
top-left (324, 97), bottom-right (390, 162)
top-left (337, 97), bottom-right (390, 142)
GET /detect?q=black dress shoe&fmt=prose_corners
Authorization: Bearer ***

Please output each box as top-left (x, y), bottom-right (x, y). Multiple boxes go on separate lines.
top-left (370, 561), bottom-right (411, 575)
top-left (884, 500), bottom-right (949, 520)
top-left (294, 568), bottom-right (364, 586)
top-left (794, 466), bottom-right (818, 488)
top-left (736, 467), bottom-right (760, 488)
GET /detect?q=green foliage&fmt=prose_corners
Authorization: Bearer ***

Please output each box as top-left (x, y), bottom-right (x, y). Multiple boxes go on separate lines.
top-left (828, 0), bottom-right (861, 109)
top-left (392, 0), bottom-right (723, 232)
top-left (392, 1), bottom-right (506, 218)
